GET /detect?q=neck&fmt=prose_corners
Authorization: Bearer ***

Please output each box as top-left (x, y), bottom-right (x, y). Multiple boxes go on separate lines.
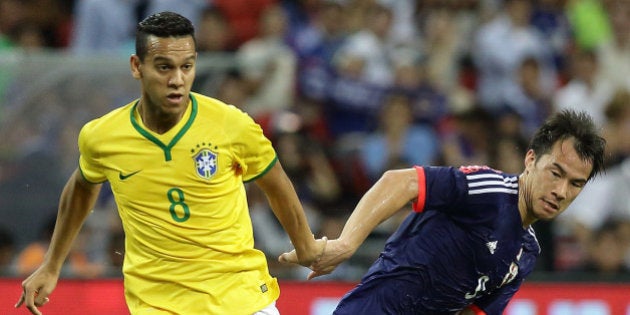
top-left (517, 174), bottom-right (535, 228)
top-left (137, 99), bottom-right (185, 134)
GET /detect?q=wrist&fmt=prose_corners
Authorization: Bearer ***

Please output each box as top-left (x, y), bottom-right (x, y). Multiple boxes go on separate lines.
top-left (337, 237), bottom-right (358, 257)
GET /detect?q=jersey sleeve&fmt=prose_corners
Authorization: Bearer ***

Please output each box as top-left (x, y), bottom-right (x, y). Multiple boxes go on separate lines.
top-left (412, 166), bottom-right (468, 213)
top-left (78, 119), bottom-right (107, 183)
top-left (229, 106), bottom-right (277, 182)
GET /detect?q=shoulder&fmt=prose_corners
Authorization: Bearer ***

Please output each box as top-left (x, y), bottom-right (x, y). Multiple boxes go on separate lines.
top-left (458, 165), bottom-right (516, 183)
top-left (192, 92), bottom-right (250, 119)
top-left (457, 165), bottom-right (519, 200)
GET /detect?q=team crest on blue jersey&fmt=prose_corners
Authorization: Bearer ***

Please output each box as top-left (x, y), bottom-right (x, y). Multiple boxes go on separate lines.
top-left (193, 149), bottom-right (218, 180)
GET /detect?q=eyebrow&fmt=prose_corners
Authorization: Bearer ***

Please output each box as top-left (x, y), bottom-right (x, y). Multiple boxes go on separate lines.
top-left (153, 55), bottom-right (196, 63)
top-left (552, 162), bottom-right (588, 184)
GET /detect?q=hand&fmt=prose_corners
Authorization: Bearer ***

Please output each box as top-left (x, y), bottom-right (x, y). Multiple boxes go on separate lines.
top-left (15, 267), bottom-right (59, 315)
top-left (279, 238), bottom-right (354, 280)
top-left (279, 236), bottom-right (328, 268)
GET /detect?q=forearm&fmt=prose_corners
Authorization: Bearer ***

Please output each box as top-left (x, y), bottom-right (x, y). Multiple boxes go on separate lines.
top-left (339, 168), bottom-right (418, 252)
top-left (266, 184), bottom-right (314, 252)
top-left (258, 163), bottom-right (315, 253)
top-left (43, 170), bottom-right (100, 273)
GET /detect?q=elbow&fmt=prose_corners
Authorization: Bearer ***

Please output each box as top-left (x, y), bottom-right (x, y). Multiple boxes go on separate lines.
top-left (378, 168), bottom-right (418, 202)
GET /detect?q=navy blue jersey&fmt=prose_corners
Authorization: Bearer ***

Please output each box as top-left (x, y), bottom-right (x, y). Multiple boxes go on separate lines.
top-left (334, 166), bottom-right (540, 315)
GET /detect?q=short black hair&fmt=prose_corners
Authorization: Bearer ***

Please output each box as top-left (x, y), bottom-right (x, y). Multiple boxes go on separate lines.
top-left (529, 109), bottom-right (606, 181)
top-left (135, 11), bottom-right (196, 61)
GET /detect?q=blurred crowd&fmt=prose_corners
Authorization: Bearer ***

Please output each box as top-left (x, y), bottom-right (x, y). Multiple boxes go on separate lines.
top-left (0, 0), bottom-right (629, 281)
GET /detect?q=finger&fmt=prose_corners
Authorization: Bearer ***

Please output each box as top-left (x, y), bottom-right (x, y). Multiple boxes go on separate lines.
top-left (307, 267), bottom-right (335, 280)
top-left (278, 251), bottom-right (298, 264)
top-left (26, 303), bottom-right (42, 315)
top-left (34, 296), bottom-right (50, 307)
top-left (23, 288), bottom-right (41, 315)
top-left (15, 293), bottom-right (25, 308)
top-left (25, 294), bottom-right (42, 315)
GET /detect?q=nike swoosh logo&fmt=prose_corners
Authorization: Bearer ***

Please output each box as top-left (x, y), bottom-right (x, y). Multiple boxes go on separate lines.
top-left (119, 170), bottom-right (141, 180)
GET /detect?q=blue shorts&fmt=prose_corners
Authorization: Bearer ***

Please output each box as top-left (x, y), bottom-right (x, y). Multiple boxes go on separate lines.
top-left (333, 273), bottom-right (461, 315)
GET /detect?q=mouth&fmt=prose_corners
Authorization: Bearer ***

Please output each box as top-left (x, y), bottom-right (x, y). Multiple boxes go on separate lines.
top-left (167, 93), bottom-right (184, 104)
top-left (541, 199), bottom-right (559, 213)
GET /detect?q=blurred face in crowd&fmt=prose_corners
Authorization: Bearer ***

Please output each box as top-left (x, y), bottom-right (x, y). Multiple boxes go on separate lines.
top-left (520, 138), bottom-right (592, 226)
top-left (506, 0), bottom-right (532, 27)
top-left (131, 35), bottom-right (197, 121)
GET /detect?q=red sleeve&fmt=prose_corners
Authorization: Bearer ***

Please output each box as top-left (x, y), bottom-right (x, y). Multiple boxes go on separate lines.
top-left (411, 166), bottom-right (426, 212)
top-left (468, 304), bottom-right (487, 315)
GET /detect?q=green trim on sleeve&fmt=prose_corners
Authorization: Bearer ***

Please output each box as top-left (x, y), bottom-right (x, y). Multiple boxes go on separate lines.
top-left (78, 166), bottom-right (107, 184)
top-left (244, 155), bottom-right (278, 183)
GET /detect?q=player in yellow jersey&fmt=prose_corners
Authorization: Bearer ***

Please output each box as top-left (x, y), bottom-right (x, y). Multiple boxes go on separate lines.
top-left (16, 11), bottom-right (327, 315)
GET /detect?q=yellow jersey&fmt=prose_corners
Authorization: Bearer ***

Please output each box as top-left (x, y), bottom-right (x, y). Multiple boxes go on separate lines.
top-left (78, 93), bottom-right (279, 314)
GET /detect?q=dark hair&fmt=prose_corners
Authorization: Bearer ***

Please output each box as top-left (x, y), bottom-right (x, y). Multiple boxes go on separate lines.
top-left (529, 109), bottom-right (606, 181)
top-left (135, 11), bottom-right (196, 61)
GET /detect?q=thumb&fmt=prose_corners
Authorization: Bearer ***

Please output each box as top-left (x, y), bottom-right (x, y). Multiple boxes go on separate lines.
top-left (278, 250), bottom-right (298, 264)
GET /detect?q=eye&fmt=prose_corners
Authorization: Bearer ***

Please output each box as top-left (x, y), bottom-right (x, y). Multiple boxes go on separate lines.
top-left (157, 64), bottom-right (170, 71)
top-left (182, 64), bottom-right (193, 70)
top-left (551, 170), bottom-right (561, 178)
top-left (572, 181), bottom-right (585, 188)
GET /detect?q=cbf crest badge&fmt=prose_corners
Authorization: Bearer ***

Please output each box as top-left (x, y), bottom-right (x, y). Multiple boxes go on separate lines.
top-left (193, 148), bottom-right (218, 180)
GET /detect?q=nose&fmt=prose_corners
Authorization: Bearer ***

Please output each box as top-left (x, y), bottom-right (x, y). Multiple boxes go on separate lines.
top-left (168, 69), bottom-right (184, 87)
top-left (552, 180), bottom-right (568, 201)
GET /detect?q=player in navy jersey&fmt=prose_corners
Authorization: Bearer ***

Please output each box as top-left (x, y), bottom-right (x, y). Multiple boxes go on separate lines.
top-left (280, 109), bottom-right (605, 314)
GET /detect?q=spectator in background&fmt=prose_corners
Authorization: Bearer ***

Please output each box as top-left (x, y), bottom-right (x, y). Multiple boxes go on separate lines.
top-left (553, 48), bottom-right (614, 128)
top-left (440, 105), bottom-right (494, 168)
top-left (212, 0), bottom-right (277, 50)
top-left (69, 0), bottom-right (142, 55)
top-left (490, 107), bottom-right (529, 174)
top-left (0, 227), bottom-right (15, 276)
top-left (376, 0), bottom-right (419, 47)
top-left (196, 7), bottom-right (234, 53)
top-left (596, 0), bottom-right (630, 91)
top-left (390, 49), bottom-right (451, 128)
top-left (0, 0), bottom-right (23, 48)
top-left (70, 0), bottom-right (206, 55)
top-left (530, 0), bottom-right (572, 71)
top-left (505, 56), bottom-right (553, 137)
top-left (290, 1), bottom-right (348, 102)
top-left (236, 4), bottom-right (297, 119)
top-left (335, 3), bottom-right (395, 88)
top-left (21, 0), bottom-right (72, 48)
top-left (420, 4), bottom-right (468, 97)
top-left (212, 70), bottom-right (249, 110)
top-left (601, 89), bottom-right (630, 166)
top-left (270, 110), bottom-right (342, 210)
top-left (472, 0), bottom-right (556, 112)
top-left (15, 213), bottom-right (104, 279)
top-left (322, 3), bottom-right (402, 138)
top-left (360, 92), bottom-right (440, 182)
top-left (579, 220), bottom-right (629, 276)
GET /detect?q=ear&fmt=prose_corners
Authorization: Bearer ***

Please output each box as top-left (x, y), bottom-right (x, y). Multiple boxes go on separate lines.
top-left (524, 149), bottom-right (536, 172)
top-left (130, 55), bottom-right (142, 79)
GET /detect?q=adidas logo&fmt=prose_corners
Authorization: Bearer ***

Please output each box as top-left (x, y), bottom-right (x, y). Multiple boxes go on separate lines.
top-left (486, 241), bottom-right (498, 254)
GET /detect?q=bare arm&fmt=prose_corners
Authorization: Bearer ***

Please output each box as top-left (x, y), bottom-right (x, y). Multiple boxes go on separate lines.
top-left (337, 168), bottom-right (419, 251)
top-left (280, 167), bottom-right (420, 279)
top-left (16, 168), bottom-right (102, 315)
top-left (255, 161), bottom-right (325, 267)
